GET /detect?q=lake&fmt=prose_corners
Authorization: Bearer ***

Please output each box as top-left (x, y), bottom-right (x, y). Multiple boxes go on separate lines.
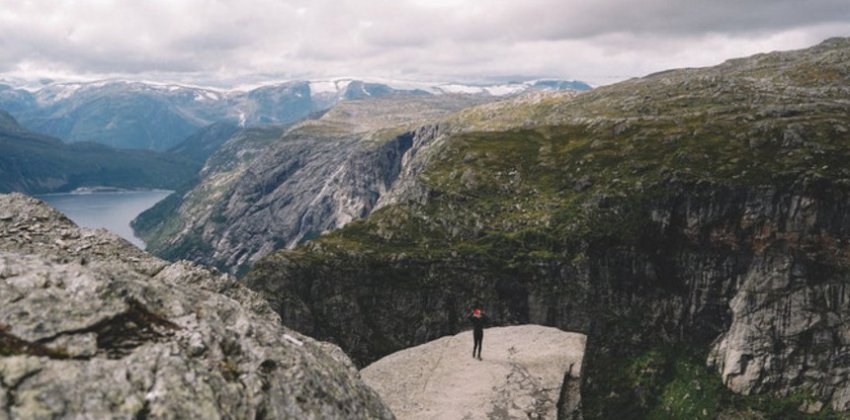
top-left (37, 190), bottom-right (173, 249)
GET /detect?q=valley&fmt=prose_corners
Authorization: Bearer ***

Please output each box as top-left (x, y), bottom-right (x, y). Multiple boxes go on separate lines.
top-left (2, 30), bottom-right (850, 420)
top-left (38, 189), bottom-right (173, 248)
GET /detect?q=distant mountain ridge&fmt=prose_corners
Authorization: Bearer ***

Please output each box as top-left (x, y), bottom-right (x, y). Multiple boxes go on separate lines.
top-left (0, 78), bottom-right (590, 151)
top-left (0, 110), bottom-right (196, 194)
top-left (165, 122), bottom-right (241, 165)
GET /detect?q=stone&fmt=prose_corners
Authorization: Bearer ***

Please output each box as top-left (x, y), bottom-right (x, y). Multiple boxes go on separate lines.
top-left (0, 193), bottom-right (393, 419)
top-left (361, 325), bottom-right (586, 420)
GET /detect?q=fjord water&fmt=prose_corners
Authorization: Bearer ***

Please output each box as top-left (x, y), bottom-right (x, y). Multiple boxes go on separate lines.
top-left (37, 190), bottom-right (172, 249)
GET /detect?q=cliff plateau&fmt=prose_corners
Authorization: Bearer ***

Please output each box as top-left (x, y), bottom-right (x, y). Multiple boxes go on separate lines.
top-left (244, 38), bottom-right (850, 417)
top-left (361, 325), bottom-right (585, 420)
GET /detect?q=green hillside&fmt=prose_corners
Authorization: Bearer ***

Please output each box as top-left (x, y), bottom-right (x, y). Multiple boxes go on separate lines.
top-left (0, 110), bottom-right (197, 194)
top-left (245, 38), bottom-right (850, 418)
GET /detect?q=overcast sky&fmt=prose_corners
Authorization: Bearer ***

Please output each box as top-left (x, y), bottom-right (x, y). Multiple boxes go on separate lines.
top-left (1, 0), bottom-right (848, 87)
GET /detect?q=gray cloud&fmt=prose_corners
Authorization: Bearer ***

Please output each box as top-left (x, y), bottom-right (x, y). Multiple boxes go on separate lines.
top-left (0, 0), bottom-right (848, 86)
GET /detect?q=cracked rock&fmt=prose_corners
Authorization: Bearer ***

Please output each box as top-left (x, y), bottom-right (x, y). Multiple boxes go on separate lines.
top-left (0, 193), bottom-right (393, 419)
top-left (361, 325), bottom-right (585, 420)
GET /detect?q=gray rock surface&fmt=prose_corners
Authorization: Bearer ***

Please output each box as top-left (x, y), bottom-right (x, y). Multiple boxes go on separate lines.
top-left (140, 94), bottom-right (489, 273)
top-left (0, 193), bottom-right (393, 419)
top-left (708, 252), bottom-right (850, 412)
top-left (361, 326), bottom-right (585, 420)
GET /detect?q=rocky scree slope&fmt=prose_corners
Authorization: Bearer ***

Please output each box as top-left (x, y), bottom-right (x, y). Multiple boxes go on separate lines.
top-left (0, 193), bottom-right (393, 419)
top-left (136, 94), bottom-right (491, 274)
top-left (244, 38), bottom-right (850, 418)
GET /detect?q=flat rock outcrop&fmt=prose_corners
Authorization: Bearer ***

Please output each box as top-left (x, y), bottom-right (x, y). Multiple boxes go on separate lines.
top-left (361, 325), bottom-right (585, 420)
top-left (0, 193), bottom-right (393, 419)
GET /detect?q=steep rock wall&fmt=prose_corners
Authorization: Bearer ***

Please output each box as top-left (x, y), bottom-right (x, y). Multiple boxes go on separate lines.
top-left (246, 179), bottom-right (850, 411)
top-left (204, 126), bottom-right (439, 272)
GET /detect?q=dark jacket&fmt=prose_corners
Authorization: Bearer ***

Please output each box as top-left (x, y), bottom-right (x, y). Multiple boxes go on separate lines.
top-left (468, 313), bottom-right (488, 334)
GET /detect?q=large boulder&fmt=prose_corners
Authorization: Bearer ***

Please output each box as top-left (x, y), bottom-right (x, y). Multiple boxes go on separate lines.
top-left (0, 193), bottom-right (393, 419)
top-left (361, 325), bottom-right (585, 419)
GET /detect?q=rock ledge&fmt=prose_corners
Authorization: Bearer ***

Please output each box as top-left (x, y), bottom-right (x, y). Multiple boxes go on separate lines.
top-left (361, 325), bottom-right (585, 420)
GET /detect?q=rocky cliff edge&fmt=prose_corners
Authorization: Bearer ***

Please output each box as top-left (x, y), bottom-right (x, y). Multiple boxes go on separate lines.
top-left (361, 325), bottom-right (585, 420)
top-left (0, 193), bottom-right (393, 419)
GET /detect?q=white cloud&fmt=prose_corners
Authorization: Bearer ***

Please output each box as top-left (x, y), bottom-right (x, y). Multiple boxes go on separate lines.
top-left (0, 0), bottom-right (848, 86)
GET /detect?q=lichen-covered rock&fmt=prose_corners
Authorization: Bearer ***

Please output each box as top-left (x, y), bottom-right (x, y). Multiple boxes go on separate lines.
top-left (0, 193), bottom-right (393, 419)
top-left (361, 326), bottom-right (585, 420)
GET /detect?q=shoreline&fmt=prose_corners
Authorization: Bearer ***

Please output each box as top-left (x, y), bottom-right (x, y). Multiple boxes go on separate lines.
top-left (37, 187), bottom-right (174, 196)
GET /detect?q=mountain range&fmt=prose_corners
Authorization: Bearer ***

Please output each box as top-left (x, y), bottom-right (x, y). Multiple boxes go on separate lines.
top-left (5, 35), bottom-right (850, 418)
top-left (0, 78), bottom-right (590, 151)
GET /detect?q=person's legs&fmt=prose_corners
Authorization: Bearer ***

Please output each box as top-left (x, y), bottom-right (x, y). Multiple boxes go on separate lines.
top-left (477, 332), bottom-right (483, 359)
top-left (474, 330), bottom-right (483, 359)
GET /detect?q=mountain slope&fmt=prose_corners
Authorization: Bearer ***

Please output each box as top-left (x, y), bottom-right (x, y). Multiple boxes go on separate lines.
top-left (166, 122), bottom-right (241, 165)
top-left (136, 93), bottom-right (493, 273)
top-left (0, 83), bottom-right (36, 114)
top-left (243, 38), bottom-right (850, 417)
top-left (15, 81), bottom-right (225, 150)
top-left (133, 124), bottom-right (287, 264)
top-left (0, 110), bottom-right (197, 194)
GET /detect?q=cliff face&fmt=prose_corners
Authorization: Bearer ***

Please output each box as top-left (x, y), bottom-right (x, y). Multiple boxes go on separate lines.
top-left (705, 186), bottom-right (850, 409)
top-left (139, 94), bottom-right (489, 273)
top-left (246, 182), bottom-right (850, 403)
top-left (134, 125), bottom-right (286, 261)
top-left (207, 128), bottom-right (417, 270)
top-left (0, 193), bottom-right (393, 419)
top-left (244, 38), bottom-right (850, 416)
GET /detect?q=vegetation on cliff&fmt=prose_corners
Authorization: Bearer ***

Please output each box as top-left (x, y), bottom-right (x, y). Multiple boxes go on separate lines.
top-left (245, 38), bottom-right (850, 417)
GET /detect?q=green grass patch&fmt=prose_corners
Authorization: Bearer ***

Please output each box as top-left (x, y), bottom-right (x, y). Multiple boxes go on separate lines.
top-left (583, 345), bottom-right (844, 420)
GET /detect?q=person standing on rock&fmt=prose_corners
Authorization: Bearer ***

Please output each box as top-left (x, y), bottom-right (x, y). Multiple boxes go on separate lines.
top-left (468, 308), bottom-right (488, 360)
